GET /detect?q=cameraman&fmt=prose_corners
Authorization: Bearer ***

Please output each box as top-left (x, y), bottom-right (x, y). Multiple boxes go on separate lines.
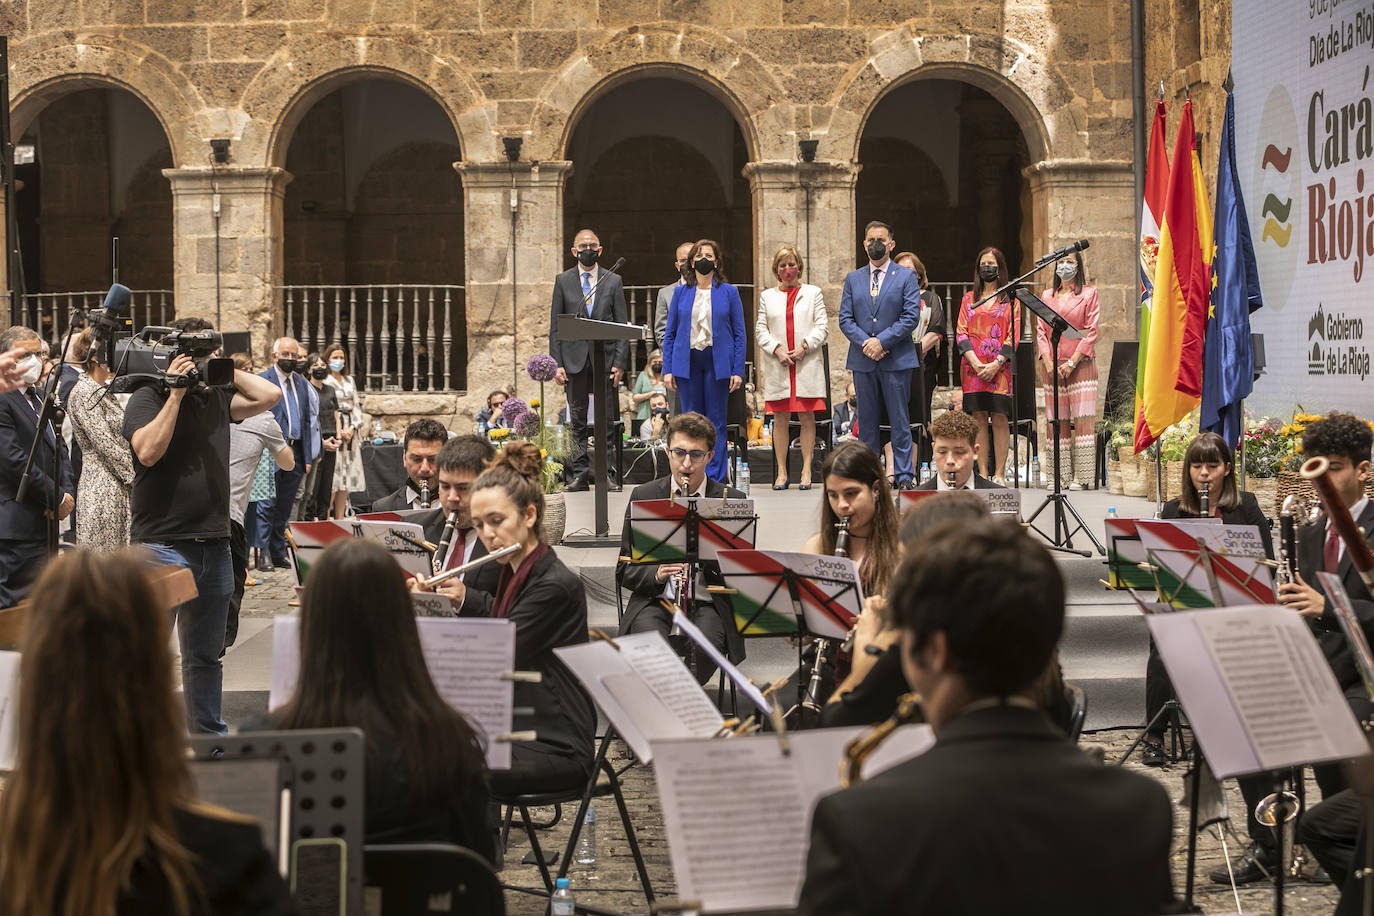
top-left (122, 317), bottom-right (280, 735)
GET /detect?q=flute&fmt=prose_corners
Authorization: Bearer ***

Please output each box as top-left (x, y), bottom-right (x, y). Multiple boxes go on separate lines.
top-left (414, 542), bottom-right (521, 589)
top-left (433, 509), bottom-right (460, 575)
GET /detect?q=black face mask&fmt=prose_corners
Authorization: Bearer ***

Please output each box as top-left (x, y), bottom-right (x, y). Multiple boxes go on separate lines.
top-left (276, 358), bottom-right (298, 375)
top-left (651, 362), bottom-right (662, 372)
top-left (311, 367), bottom-right (328, 380)
top-left (847, 396), bottom-right (857, 407)
top-left (694, 258), bottom-right (715, 276)
top-left (576, 248), bottom-right (600, 267)
top-left (978, 264), bottom-right (1000, 282)
top-left (866, 239), bottom-right (888, 261)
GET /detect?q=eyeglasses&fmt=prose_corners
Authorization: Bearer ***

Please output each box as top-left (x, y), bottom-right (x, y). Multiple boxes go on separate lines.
top-left (575, 242), bottom-right (600, 251)
top-left (668, 448), bottom-right (710, 463)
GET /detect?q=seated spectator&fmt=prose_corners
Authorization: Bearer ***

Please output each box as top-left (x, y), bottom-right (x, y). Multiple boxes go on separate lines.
top-left (244, 537), bottom-right (494, 858)
top-left (476, 390), bottom-right (508, 433)
top-left (833, 381), bottom-right (857, 443)
top-left (0, 549), bottom-right (294, 914)
top-left (638, 391), bottom-right (671, 441)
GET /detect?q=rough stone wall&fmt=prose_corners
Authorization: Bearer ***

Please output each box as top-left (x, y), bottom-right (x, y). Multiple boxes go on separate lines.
top-left (1144, 0), bottom-right (1232, 194)
top-left (4, 0), bottom-right (1144, 423)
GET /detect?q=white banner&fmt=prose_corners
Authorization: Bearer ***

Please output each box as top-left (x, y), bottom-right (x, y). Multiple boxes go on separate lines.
top-left (1233, 2), bottom-right (1374, 417)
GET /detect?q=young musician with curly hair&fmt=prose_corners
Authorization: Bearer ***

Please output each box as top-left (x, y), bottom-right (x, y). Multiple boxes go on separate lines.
top-left (465, 441), bottom-right (597, 794)
top-left (0, 550), bottom-right (294, 916)
top-left (801, 440), bottom-right (900, 597)
top-left (245, 537), bottom-right (494, 858)
top-left (915, 409), bottom-right (1003, 490)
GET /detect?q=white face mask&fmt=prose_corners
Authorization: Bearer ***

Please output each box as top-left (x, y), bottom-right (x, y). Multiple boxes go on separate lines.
top-left (17, 355), bottom-right (40, 386)
top-left (1056, 261), bottom-right (1078, 280)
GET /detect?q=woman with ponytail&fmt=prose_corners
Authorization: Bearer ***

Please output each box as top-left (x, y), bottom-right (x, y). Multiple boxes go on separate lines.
top-left (469, 441), bottom-right (597, 794)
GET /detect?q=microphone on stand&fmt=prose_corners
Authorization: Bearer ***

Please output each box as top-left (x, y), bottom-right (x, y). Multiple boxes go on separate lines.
top-left (1035, 239), bottom-right (1090, 265)
top-left (582, 257), bottom-right (627, 309)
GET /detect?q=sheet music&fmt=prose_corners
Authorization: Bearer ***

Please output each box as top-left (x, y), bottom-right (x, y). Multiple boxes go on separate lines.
top-left (412, 591), bottom-right (455, 617)
top-left (555, 632), bottom-right (723, 762)
top-left (1150, 606), bottom-right (1369, 777)
top-left (715, 549), bottom-right (865, 639)
top-left (652, 725), bottom-right (933, 913)
top-left (898, 487), bottom-right (1022, 517)
top-left (354, 520), bottom-right (433, 579)
top-left (189, 758), bottom-right (288, 865)
top-left (270, 616), bottom-right (515, 769)
top-left (0, 651), bottom-right (19, 771)
top-left (671, 611), bottom-right (771, 714)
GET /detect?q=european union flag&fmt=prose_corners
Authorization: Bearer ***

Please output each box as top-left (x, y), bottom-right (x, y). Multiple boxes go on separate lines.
top-left (1200, 91), bottom-right (1263, 448)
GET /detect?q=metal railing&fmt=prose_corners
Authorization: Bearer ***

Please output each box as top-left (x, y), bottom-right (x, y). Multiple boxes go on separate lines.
top-left (3, 290), bottom-right (175, 346)
top-left (279, 284), bottom-right (466, 393)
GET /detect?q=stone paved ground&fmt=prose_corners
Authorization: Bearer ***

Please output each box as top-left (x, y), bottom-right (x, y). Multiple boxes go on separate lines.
top-left (238, 569), bottom-right (1342, 916)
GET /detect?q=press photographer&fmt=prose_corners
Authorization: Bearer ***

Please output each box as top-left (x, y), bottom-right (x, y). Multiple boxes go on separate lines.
top-left (121, 316), bottom-right (281, 735)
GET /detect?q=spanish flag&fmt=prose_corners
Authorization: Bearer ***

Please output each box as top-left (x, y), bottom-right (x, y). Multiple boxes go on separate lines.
top-left (1134, 99), bottom-right (1213, 453)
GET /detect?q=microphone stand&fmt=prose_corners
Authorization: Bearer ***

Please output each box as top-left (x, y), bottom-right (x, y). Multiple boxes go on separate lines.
top-left (16, 316), bottom-right (82, 558)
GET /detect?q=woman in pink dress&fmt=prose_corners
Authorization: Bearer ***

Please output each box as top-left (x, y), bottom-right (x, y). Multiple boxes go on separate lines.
top-left (1037, 251), bottom-right (1100, 489)
top-left (956, 247), bottom-right (1020, 483)
top-left (755, 245), bottom-right (828, 489)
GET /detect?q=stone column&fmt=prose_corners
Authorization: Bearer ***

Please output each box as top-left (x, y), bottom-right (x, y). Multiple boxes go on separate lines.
top-left (162, 167), bottom-right (291, 348)
top-left (744, 159), bottom-right (860, 395)
top-left (1023, 158), bottom-right (1135, 409)
top-left (455, 160), bottom-right (573, 419)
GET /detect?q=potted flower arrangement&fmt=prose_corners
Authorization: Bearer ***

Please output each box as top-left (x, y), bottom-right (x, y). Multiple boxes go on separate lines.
top-left (490, 355), bottom-right (574, 543)
top-left (1271, 410), bottom-right (1374, 515)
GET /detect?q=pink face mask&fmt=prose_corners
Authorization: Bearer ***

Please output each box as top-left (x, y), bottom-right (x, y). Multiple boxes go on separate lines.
top-left (778, 266), bottom-right (799, 284)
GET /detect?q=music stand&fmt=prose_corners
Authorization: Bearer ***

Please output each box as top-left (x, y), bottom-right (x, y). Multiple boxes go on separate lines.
top-left (558, 313), bottom-right (649, 546)
top-left (1014, 289), bottom-right (1104, 556)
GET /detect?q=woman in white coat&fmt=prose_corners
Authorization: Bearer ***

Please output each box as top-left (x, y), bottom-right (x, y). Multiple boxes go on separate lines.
top-left (755, 244), bottom-right (828, 489)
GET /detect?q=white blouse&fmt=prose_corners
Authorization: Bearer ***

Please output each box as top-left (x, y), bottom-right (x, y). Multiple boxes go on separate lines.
top-left (690, 287), bottom-right (713, 350)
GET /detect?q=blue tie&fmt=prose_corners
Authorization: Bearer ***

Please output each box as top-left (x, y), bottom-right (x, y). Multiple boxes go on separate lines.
top-left (284, 376), bottom-right (299, 439)
top-left (582, 272), bottom-right (593, 314)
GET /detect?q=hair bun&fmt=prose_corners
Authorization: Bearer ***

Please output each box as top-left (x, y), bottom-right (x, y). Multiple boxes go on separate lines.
top-left (498, 440), bottom-right (544, 481)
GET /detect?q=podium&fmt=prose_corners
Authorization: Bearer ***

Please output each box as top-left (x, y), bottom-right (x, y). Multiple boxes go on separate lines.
top-left (558, 314), bottom-right (649, 545)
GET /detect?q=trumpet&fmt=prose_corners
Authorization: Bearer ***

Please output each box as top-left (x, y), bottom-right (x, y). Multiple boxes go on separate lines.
top-left (433, 508), bottom-right (460, 575)
top-left (839, 692), bottom-right (924, 787)
top-left (1276, 495), bottom-right (1298, 587)
top-left (1199, 480), bottom-right (1210, 517)
top-left (414, 542), bottom-right (520, 589)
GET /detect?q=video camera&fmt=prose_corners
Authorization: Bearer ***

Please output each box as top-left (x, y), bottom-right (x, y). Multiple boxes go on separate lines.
top-left (87, 284), bottom-right (234, 392)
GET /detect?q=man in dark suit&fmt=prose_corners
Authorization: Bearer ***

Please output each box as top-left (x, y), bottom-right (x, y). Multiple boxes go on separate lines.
top-left (799, 517), bottom-right (1174, 916)
top-left (616, 412), bottom-right (745, 683)
top-left (838, 220), bottom-right (922, 489)
top-left (0, 326), bottom-right (74, 607)
top-left (1221, 412), bottom-right (1374, 887)
top-left (255, 336), bottom-right (319, 569)
top-left (832, 381), bottom-right (857, 444)
top-left (372, 418), bottom-right (448, 512)
top-left (419, 435), bottom-right (503, 613)
top-left (915, 409), bottom-right (1003, 490)
top-left (550, 228), bottom-right (629, 490)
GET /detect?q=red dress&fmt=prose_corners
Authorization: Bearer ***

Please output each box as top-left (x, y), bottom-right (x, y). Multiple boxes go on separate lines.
top-left (765, 287), bottom-right (827, 414)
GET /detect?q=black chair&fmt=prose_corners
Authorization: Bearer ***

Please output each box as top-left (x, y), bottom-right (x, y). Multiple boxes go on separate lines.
top-left (493, 738), bottom-right (654, 909)
top-left (364, 843), bottom-right (504, 916)
top-left (765, 342), bottom-right (833, 487)
top-left (1063, 682), bottom-right (1088, 743)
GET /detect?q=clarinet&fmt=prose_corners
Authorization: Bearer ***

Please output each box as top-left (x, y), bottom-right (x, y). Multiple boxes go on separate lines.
top-left (433, 509), bottom-right (460, 576)
top-left (801, 518), bottom-right (851, 718)
top-left (1276, 495), bottom-right (1297, 587)
top-left (946, 468), bottom-right (956, 488)
top-left (1200, 480), bottom-right (1210, 517)
top-left (418, 483), bottom-right (432, 509)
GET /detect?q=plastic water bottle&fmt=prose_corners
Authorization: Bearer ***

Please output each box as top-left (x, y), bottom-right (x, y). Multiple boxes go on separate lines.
top-left (739, 459), bottom-right (751, 496)
top-left (1107, 507), bottom-right (1119, 519)
top-left (551, 878), bottom-right (576, 915)
top-left (372, 420), bottom-right (384, 445)
top-left (918, 462), bottom-right (930, 484)
top-left (575, 806), bottom-right (597, 864)
top-left (1030, 457), bottom-right (1041, 488)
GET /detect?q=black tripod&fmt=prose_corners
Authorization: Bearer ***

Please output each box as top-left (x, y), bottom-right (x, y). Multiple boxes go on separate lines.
top-left (1018, 289), bottom-right (1104, 556)
top-left (1118, 697), bottom-right (1190, 766)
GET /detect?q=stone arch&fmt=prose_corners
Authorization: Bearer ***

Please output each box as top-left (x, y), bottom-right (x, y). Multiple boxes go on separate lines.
top-left (238, 36), bottom-right (494, 168)
top-left (830, 27), bottom-right (1084, 165)
top-left (9, 35), bottom-right (204, 166)
top-left (530, 25), bottom-right (795, 162)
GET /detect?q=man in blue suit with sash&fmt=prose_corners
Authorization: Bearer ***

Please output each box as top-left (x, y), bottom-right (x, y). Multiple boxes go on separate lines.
top-left (838, 221), bottom-right (922, 488)
top-left (257, 336), bottom-right (318, 568)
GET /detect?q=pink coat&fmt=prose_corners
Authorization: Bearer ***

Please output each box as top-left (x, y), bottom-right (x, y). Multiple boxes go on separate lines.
top-left (1037, 285), bottom-right (1100, 363)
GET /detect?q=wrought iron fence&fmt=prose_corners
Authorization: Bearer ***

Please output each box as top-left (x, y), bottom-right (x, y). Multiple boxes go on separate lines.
top-left (279, 284), bottom-right (466, 393)
top-left (3, 290), bottom-right (175, 348)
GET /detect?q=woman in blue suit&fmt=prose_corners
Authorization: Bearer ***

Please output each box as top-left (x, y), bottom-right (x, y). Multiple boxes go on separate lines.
top-left (662, 238), bottom-right (746, 481)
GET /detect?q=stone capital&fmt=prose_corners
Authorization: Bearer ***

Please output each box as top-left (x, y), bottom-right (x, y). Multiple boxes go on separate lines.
top-left (742, 160), bottom-right (861, 194)
top-left (454, 160), bottom-right (574, 191)
top-left (161, 167), bottom-right (294, 196)
top-left (1022, 159), bottom-right (1133, 193)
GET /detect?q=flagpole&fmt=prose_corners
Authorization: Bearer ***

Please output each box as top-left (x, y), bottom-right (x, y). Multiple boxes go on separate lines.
top-left (1154, 439), bottom-right (1164, 516)
top-left (1237, 399), bottom-right (1247, 488)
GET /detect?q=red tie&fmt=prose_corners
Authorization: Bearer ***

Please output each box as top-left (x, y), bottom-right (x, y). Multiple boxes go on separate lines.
top-left (1324, 524), bottom-right (1342, 574)
top-left (444, 529), bottom-right (467, 571)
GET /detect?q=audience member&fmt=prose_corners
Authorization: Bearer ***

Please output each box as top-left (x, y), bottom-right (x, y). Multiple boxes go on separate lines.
top-left (66, 329), bottom-right (132, 552)
top-left (0, 549), bottom-right (295, 915)
top-left (632, 348), bottom-right (667, 423)
top-left (373, 418), bottom-right (448, 510)
top-left (256, 337), bottom-right (319, 567)
top-left (322, 343), bottom-right (365, 519)
top-left (832, 381), bottom-right (857, 443)
top-left (476, 389), bottom-right (508, 433)
top-left (638, 391), bottom-right (670, 441)
top-left (300, 353), bottom-right (341, 521)
top-left (244, 538), bottom-right (494, 858)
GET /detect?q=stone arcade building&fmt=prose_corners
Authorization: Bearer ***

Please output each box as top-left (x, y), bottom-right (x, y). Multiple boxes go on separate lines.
top-left (0, 2), bottom-right (1225, 425)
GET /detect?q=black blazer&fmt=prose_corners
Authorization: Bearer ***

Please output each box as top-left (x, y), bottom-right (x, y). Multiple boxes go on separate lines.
top-left (0, 388), bottom-right (74, 540)
top-left (116, 806), bottom-right (295, 915)
top-left (1296, 499), bottom-right (1374, 691)
top-left (799, 705), bottom-right (1174, 916)
top-left (548, 265), bottom-right (629, 376)
top-left (615, 475), bottom-right (747, 662)
top-left (1160, 489), bottom-right (1275, 559)
top-left (471, 547), bottom-right (597, 772)
top-left (914, 472), bottom-right (1002, 491)
top-left (372, 482), bottom-right (420, 512)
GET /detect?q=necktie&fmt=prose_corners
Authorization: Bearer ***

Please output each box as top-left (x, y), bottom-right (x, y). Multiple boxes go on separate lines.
top-left (284, 376), bottom-right (299, 439)
top-left (1324, 524), bottom-right (1342, 574)
top-left (582, 272), bottom-right (593, 314)
top-left (444, 529), bottom-right (467, 572)
top-left (870, 268), bottom-right (881, 299)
